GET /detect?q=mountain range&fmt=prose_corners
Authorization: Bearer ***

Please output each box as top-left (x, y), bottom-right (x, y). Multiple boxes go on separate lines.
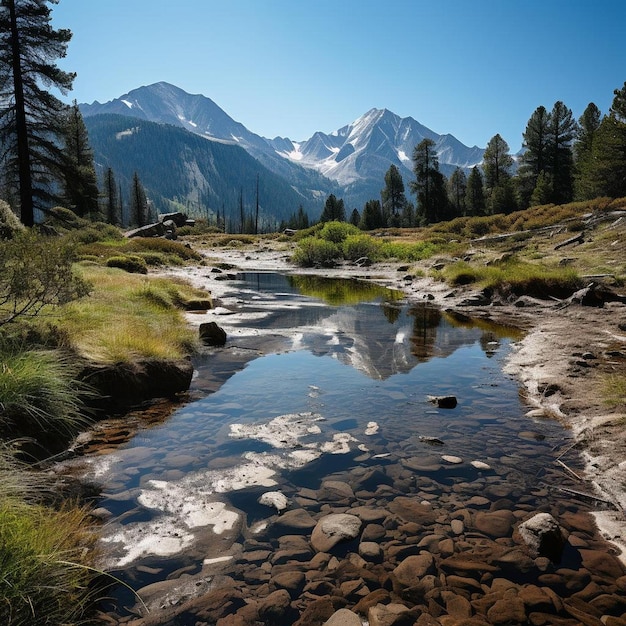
top-left (80, 82), bottom-right (485, 223)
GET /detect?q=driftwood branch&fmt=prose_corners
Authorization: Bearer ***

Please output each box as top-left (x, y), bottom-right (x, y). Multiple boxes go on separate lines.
top-left (554, 232), bottom-right (584, 250)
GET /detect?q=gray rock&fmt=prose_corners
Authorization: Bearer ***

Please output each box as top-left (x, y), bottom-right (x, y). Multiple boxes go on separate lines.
top-left (427, 395), bottom-right (458, 409)
top-left (199, 321), bottom-right (227, 346)
top-left (323, 608), bottom-right (363, 625)
top-left (517, 512), bottom-right (565, 560)
top-left (311, 513), bottom-right (362, 553)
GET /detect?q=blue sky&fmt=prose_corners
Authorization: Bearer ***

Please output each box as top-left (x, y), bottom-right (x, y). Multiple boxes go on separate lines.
top-left (52, 0), bottom-right (625, 152)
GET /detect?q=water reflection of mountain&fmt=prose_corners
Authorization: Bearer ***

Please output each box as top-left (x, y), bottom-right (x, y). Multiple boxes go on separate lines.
top-left (300, 303), bottom-right (507, 380)
top-left (223, 273), bottom-right (517, 381)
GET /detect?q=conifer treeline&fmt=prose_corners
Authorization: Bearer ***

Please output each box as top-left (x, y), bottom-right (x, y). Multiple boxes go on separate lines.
top-left (316, 84), bottom-right (626, 230)
top-left (1, 1), bottom-right (625, 230)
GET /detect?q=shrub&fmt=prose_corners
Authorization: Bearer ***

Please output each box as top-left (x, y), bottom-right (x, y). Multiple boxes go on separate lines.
top-left (0, 230), bottom-right (91, 327)
top-left (69, 222), bottom-right (123, 244)
top-left (126, 237), bottom-right (203, 262)
top-left (292, 237), bottom-right (340, 267)
top-left (43, 206), bottom-right (90, 231)
top-left (342, 234), bottom-right (383, 261)
top-left (105, 255), bottom-right (148, 274)
top-left (319, 221), bottom-right (360, 244)
top-left (441, 259), bottom-right (581, 298)
top-left (0, 199), bottom-right (24, 239)
top-left (381, 240), bottom-right (440, 261)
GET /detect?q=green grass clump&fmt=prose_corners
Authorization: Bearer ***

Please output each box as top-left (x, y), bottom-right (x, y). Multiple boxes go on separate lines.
top-left (126, 237), bottom-right (203, 262)
top-left (440, 259), bottom-right (581, 299)
top-left (342, 234), bottom-right (383, 261)
top-left (292, 237), bottom-right (341, 267)
top-left (106, 255), bottom-right (148, 274)
top-left (380, 240), bottom-right (441, 261)
top-left (54, 266), bottom-right (200, 363)
top-left (0, 346), bottom-right (88, 438)
top-left (603, 374), bottom-right (626, 408)
top-left (0, 448), bottom-right (98, 626)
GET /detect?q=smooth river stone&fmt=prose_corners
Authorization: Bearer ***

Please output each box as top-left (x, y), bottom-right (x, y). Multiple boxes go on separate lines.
top-left (311, 513), bottom-right (362, 553)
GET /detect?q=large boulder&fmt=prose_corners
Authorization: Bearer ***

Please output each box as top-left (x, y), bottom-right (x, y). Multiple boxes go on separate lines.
top-left (199, 321), bottom-right (227, 346)
top-left (125, 222), bottom-right (165, 238)
top-left (158, 211), bottom-right (189, 227)
top-left (80, 358), bottom-right (194, 413)
top-left (517, 512), bottom-right (565, 560)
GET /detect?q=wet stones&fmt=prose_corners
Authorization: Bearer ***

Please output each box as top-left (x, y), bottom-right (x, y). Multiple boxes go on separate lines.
top-left (311, 513), bottom-right (362, 553)
top-left (517, 513), bottom-right (565, 560)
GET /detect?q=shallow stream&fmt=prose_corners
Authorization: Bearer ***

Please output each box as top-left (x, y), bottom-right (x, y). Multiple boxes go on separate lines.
top-left (65, 272), bottom-right (602, 616)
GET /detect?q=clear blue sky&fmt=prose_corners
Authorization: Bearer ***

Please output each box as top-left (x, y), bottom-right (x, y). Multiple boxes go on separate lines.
top-left (52, 0), bottom-right (625, 152)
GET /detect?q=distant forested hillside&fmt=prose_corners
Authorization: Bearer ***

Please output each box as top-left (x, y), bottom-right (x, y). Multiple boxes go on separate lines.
top-left (85, 114), bottom-right (330, 225)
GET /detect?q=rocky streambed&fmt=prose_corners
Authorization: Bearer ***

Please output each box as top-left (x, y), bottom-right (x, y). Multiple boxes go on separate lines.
top-left (56, 247), bottom-right (626, 626)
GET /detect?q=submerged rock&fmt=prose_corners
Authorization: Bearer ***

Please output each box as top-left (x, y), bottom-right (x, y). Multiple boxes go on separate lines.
top-left (517, 512), bottom-right (565, 560)
top-left (427, 395), bottom-right (458, 409)
top-left (311, 513), bottom-right (362, 553)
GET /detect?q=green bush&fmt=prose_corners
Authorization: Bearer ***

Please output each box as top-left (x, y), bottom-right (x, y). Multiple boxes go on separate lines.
top-left (69, 222), bottom-right (123, 244)
top-left (105, 255), bottom-right (148, 274)
top-left (319, 221), bottom-right (360, 244)
top-left (381, 240), bottom-right (440, 261)
top-left (342, 234), bottom-right (383, 261)
top-left (292, 237), bottom-right (341, 267)
top-left (0, 230), bottom-right (91, 327)
top-left (0, 200), bottom-right (24, 239)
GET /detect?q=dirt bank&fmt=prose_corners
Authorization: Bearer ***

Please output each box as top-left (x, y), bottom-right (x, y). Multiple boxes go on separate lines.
top-left (170, 241), bottom-right (626, 561)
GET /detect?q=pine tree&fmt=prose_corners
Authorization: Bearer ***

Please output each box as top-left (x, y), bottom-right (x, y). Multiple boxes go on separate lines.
top-left (465, 166), bottom-right (485, 216)
top-left (130, 172), bottom-right (148, 227)
top-left (585, 82), bottom-right (626, 199)
top-left (381, 164), bottom-right (407, 227)
top-left (0, 0), bottom-right (75, 226)
top-left (410, 138), bottom-right (448, 224)
top-left (447, 167), bottom-right (467, 217)
top-left (548, 101), bottom-right (577, 204)
top-left (518, 106), bottom-right (551, 208)
top-left (349, 208), bottom-right (360, 227)
top-left (62, 101), bottom-right (99, 217)
top-left (573, 102), bottom-right (602, 200)
top-left (482, 134), bottom-right (514, 213)
top-left (103, 167), bottom-right (120, 225)
top-left (319, 194), bottom-right (345, 222)
top-left (359, 199), bottom-right (383, 230)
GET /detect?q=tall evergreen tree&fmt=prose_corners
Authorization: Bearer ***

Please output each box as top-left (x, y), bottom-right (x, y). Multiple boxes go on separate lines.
top-left (103, 167), bottom-right (121, 225)
top-left (349, 208), bottom-right (360, 227)
top-left (588, 83), bottom-right (626, 199)
top-left (548, 101), bottom-right (577, 204)
top-left (359, 199), bottom-right (383, 230)
top-left (465, 166), bottom-right (485, 216)
top-left (447, 167), bottom-right (467, 217)
top-left (61, 101), bottom-right (99, 217)
top-left (0, 0), bottom-right (75, 226)
top-left (518, 106), bottom-right (551, 207)
top-left (130, 171), bottom-right (148, 227)
top-left (410, 138), bottom-right (448, 224)
top-left (573, 102), bottom-right (602, 200)
top-left (381, 164), bottom-right (407, 227)
top-left (482, 134), bottom-right (514, 213)
top-left (319, 194), bottom-right (345, 222)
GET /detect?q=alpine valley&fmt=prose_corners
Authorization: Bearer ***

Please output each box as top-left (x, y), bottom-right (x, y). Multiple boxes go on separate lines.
top-left (80, 82), bottom-right (485, 225)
